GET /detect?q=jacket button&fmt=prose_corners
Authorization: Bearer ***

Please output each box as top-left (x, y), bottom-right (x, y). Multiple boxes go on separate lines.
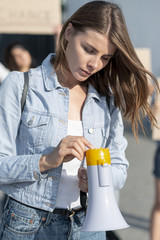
top-left (45, 203), bottom-right (54, 208)
top-left (88, 128), bottom-right (94, 134)
top-left (49, 176), bottom-right (58, 180)
top-left (33, 171), bottom-right (39, 180)
top-left (28, 120), bottom-right (33, 125)
top-left (28, 116), bottom-right (34, 126)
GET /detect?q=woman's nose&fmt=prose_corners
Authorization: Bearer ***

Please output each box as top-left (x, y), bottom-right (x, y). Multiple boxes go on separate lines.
top-left (87, 56), bottom-right (99, 72)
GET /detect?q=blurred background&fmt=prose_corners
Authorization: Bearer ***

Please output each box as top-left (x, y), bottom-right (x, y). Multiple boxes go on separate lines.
top-left (0, 1), bottom-right (159, 239)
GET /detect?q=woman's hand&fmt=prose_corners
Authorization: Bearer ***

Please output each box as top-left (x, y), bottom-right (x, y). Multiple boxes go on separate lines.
top-left (78, 167), bottom-right (88, 192)
top-left (39, 136), bottom-right (94, 172)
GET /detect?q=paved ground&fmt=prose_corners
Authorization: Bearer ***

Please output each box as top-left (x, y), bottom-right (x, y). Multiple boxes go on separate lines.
top-left (116, 129), bottom-right (157, 240)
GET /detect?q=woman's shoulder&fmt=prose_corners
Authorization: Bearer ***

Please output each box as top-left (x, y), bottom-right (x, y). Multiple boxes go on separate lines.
top-left (1, 71), bottom-right (24, 91)
top-left (0, 67), bottom-right (42, 95)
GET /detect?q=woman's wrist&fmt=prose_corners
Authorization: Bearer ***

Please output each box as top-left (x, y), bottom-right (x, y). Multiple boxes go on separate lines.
top-left (39, 154), bottom-right (59, 172)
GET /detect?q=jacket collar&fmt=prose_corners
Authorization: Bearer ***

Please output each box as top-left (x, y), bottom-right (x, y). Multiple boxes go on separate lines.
top-left (42, 53), bottom-right (101, 101)
top-left (87, 83), bottom-right (101, 101)
top-left (41, 53), bottom-right (61, 91)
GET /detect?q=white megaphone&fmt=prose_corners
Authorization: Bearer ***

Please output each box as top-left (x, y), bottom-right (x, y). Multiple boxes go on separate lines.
top-left (81, 148), bottom-right (129, 231)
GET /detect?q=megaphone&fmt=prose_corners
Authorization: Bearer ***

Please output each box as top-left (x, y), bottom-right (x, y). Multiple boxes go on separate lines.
top-left (81, 148), bottom-right (129, 231)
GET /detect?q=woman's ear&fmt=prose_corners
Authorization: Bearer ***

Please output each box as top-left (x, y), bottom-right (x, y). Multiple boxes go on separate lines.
top-left (65, 23), bottom-right (74, 41)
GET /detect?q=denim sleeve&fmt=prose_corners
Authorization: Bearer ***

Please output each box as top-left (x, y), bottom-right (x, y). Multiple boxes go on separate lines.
top-left (106, 106), bottom-right (129, 190)
top-left (0, 72), bottom-right (45, 184)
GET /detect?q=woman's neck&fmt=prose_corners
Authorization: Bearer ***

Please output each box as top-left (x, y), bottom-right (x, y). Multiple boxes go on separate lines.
top-left (56, 70), bottom-right (81, 89)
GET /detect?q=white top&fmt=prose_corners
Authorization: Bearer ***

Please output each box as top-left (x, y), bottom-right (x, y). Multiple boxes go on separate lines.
top-left (56, 120), bottom-right (83, 209)
top-left (0, 63), bottom-right (9, 84)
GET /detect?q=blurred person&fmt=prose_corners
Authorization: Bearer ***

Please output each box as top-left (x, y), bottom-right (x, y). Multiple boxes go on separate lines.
top-left (53, 24), bottom-right (63, 47)
top-left (0, 62), bottom-right (9, 84)
top-left (150, 78), bottom-right (160, 240)
top-left (3, 41), bottom-right (36, 72)
top-left (0, 1), bottom-right (158, 240)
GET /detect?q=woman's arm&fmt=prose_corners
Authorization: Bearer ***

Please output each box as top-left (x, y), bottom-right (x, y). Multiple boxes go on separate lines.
top-left (0, 72), bottom-right (43, 184)
top-left (0, 72), bottom-right (94, 184)
top-left (106, 105), bottom-right (129, 190)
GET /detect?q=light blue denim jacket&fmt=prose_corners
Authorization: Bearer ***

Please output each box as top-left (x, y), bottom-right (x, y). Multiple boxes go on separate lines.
top-left (0, 54), bottom-right (129, 212)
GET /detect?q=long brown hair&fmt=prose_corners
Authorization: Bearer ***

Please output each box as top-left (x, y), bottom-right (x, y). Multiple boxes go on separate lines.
top-left (52, 1), bottom-right (158, 138)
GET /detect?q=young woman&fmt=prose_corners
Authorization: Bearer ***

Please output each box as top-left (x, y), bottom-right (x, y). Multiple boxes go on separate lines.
top-left (0, 1), bottom-right (158, 240)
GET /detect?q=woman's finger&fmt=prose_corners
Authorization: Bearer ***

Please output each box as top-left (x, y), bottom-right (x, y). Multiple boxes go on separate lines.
top-left (78, 167), bottom-right (87, 179)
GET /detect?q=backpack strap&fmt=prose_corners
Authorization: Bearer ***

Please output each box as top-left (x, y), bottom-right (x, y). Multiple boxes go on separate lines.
top-left (106, 94), bottom-right (110, 112)
top-left (21, 71), bottom-right (29, 113)
top-left (80, 190), bottom-right (87, 210)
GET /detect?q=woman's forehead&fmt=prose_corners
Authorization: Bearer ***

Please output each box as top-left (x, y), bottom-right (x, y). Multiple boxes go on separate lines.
top-left (76, 29), bottom-right (116, 55)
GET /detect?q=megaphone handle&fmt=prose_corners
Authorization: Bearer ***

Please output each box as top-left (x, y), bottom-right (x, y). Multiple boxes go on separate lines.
top-left (80, 190), bottom-right (87, 209)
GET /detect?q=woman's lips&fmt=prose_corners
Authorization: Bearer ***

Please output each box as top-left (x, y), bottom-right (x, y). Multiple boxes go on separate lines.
top-left (80, 68), bottom-right (91, 76)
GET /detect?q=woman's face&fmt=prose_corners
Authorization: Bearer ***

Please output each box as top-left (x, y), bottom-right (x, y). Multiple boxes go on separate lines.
top-left (11, 46), bottom-right (32, 71)
top-left (64, 24), bottom-right (116, 83)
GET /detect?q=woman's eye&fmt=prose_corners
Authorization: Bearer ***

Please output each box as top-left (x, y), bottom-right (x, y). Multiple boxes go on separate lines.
top-left (84, 47), bottom-right (94, 54)
top-left (102, 57), bottom-right (109, 61)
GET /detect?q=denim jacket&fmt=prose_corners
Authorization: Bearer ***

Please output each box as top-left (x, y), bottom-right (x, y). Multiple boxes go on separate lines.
top-left (0, 54), bottom-right (129, 212)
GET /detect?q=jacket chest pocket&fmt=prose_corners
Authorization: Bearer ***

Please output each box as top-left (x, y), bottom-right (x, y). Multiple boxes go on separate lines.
top-left (19, 111), bottom-right (50, 147)
top-left (94, 126), bottom-right (110, 148)
top-left (85, 125), bottom-right (110, 148)
top-left (101, 126), bottom-right (110, 147)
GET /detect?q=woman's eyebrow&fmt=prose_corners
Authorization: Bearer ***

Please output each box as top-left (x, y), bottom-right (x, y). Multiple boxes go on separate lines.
top-left (84, 42), bottom-right (113, 57)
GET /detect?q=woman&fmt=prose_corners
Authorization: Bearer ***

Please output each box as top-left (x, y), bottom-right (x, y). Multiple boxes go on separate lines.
top-left (0, 1), bottom-right (158, 240)
top-left (0, 62), bottom-right (9, 84)
top-left (3, 41), bottom-right (36, 72)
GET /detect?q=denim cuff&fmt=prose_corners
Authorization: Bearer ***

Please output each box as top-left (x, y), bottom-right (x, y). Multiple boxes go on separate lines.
top-left (29, 154), bottom-right (48, 181)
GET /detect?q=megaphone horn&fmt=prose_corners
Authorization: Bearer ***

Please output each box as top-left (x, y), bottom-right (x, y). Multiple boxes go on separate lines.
top-left (81, 148), bottom-right (129, 231)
